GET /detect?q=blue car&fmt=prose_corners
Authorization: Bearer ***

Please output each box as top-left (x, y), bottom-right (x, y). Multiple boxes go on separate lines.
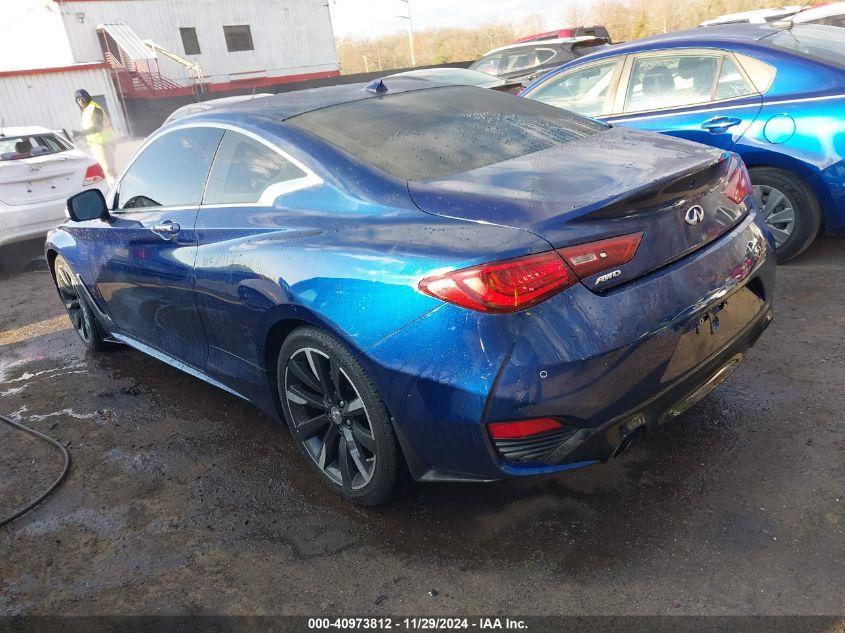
top-left (521, 23), bottom-right (845, 262)
top-left (50, 80), bottom-right (774, 505)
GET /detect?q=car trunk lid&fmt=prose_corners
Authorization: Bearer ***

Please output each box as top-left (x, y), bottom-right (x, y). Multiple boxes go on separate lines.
top-left (0, 152), bottom-right (90, 206)
top-left (407, 127), bottom-right (748, 291)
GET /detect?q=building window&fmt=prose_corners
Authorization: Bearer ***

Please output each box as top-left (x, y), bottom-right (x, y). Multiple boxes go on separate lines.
top-left (180, 27), bottom-right (201, 55)
top-left (223, 25), bottom-right (254, 52)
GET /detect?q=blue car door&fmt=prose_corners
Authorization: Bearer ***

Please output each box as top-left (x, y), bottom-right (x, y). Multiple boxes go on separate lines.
top-left (88, 126), bottom-right (224, 369)
top-left (605, 50), bottom-right (763, 151)
top-left (191, 129), bottom-right (320, 396)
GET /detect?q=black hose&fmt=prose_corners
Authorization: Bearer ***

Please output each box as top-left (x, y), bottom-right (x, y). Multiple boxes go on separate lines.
top-left (0, 413), bottom-right (70, 528)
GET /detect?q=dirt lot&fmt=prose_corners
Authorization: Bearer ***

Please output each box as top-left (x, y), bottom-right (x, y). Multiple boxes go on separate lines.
top-left (1, 237), bottom-right (843, 616)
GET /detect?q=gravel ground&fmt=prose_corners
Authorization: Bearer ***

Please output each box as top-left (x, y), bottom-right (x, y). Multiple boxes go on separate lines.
top-left (0, 237), bottom-right (843, 616)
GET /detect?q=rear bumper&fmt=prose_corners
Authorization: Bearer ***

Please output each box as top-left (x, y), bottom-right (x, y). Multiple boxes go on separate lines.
top-left (364, 211), bottom-right (775, 481)
top-left (0, 181), bottom-right (107, 248)
top-left (496, 300), bottom-right (772, 476)
top-left (0, 199), bottom-right (66, 248)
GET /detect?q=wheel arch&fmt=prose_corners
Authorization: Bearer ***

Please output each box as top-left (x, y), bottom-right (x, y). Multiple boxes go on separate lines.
top-left (745, 160), bottom-right (826, 232)
top-left (46, 249), bottom-right (59, 281)
top-left (261, 305), bottom-right (367, 425)
top-left (741, 152), bottom-right (831, 229)
top-left (260, 307), bottom-right (424, 480)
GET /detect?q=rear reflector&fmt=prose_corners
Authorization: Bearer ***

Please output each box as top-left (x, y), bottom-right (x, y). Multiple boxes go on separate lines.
top-left (723, 158), bottom-right (753, 204)
top-left (83, 163), bottom-right (105, 186)
top-left (488, 417), bottom-right (564, 440)
top-left (557, 232), bottom-right (643, 279)
top-left (418, 251), bottom-right (577, 313)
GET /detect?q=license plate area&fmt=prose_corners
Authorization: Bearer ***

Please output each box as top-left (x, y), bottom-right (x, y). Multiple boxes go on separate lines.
top-left (663, 286), bottom-right (764, 382)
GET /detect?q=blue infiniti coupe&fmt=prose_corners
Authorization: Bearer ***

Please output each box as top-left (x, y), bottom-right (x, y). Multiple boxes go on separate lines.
top-left (522, 23), bottom-right (845, 262)
top-left (50, 80), bottom-right (775, 504)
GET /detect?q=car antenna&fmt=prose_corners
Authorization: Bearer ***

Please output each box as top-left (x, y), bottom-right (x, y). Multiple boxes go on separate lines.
top-left (0, 117), bottom-right (4, 137)
top-left (781, 0), bottom-right (814, 29)
top-left (364, 79), bottom-right (388, 94)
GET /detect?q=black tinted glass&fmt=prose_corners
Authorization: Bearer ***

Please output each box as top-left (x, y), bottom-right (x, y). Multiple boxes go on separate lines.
top-left (180, 27), bottom-right (200, 55)
top-left (224, 25), bottom-right (254, 52)
top-left (286, 86), bottom-right (607, 180)
top-left (119, 128), bottom-right (223, 209)
top-left (204, 131), bottom-right (307, 204)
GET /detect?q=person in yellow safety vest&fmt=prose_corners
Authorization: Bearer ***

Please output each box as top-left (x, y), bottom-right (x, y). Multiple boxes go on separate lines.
top-left (74, 89), bottom-right (117, 181)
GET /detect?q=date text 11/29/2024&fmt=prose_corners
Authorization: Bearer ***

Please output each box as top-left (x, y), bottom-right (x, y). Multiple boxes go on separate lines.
top-left (308, 617), bottom-right (527, 630)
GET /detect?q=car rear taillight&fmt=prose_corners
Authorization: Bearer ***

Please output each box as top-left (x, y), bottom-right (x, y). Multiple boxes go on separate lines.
top-left (557, 232), bottom-right (643, 279)
top-left (419, 234), bottom-right (646, 312)
top-left (723, 158), bottom-right (753, 204)
top-left (488, 417), bottom-right (565, 440)
top-left (418, 251), bottom-right (577, 313)
top-left (83, 163), bottom-right (105, 186)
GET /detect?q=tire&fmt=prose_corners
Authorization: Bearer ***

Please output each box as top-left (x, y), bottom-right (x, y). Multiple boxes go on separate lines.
top-left (276, 326), bottom-right (406, 506)
top-left (53, 255), bottom-right (110, 352)
top-left (749, 166), bottom-right (821, 263)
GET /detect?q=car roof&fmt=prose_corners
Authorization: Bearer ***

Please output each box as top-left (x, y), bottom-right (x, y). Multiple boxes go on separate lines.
top-left (0, 126), bottom-right (55, 137)
top-left (792, 1), bottom-right (845, 22)
top-left (583, 23), bottom-right (781, 57)
top-left (192, 78), bottom-right (453, 123)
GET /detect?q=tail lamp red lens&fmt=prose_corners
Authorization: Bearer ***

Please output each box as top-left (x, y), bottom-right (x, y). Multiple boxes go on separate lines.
top-left (556, 232), bottom-right (642, 279)
top-left (419, 232), bottom-right (644, 313)
top-left (488, 417), bottom-right (564, 440)
top-left (723, 158), bottom-right (753, 204)
top-left (418, 251), bottom-right (578, 313)
top-left (83, 163), bottom-right (106, 186)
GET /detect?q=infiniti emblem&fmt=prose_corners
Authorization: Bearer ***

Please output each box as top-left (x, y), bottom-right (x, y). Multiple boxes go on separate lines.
top-left (685, 205), bottom-right (705, 226)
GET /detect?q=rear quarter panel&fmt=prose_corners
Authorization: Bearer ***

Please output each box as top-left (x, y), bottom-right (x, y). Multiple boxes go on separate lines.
top-left (737, 93), bottom-right (845, 233)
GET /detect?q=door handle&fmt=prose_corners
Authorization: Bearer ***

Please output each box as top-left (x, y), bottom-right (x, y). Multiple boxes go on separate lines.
top-left (152, 220), bottom-right (181, 238)
top-left (701, 116), bottom-right (742, 133)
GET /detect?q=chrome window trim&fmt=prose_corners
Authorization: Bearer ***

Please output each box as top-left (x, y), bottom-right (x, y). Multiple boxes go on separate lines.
top-left (108, 121), bottom-right (323, 213)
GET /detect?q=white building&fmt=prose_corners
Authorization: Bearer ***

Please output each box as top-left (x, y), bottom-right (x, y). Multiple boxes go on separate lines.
top-left (0, 0), bottom-right (340, 137)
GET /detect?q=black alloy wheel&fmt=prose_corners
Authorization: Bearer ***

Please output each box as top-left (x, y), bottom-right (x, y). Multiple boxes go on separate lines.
top-left (285, 346), bottom-right (376, 489)
top-left (54, 256), bottom-right (106, 350)
top-left (278, 327), bottom-right (404, 505)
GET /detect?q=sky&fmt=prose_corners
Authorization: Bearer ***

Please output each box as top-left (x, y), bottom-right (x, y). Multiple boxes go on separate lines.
top-left (328, 0), bottom-right (578, 38)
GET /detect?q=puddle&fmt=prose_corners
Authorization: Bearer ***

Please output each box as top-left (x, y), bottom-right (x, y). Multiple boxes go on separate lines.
top-left (8, 406), bottom-right (102, 423)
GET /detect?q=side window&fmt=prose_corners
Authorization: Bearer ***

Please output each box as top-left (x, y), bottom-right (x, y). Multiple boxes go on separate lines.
top-left (472, 54), bottom-right (502, 75)
top-left (716, 56), bottom-right (755, 100)
top-left (735, 53), bottom-right (776, 94)
top-left (501, 49), bottom-right (552, 73)
top-left (625, 54), bottom-right (720, 113)
top-left (118, 127), bottom-right (223, 210)
top-left (527, 60), bottom-right (619, 117)
top-left (203, 131), bottom-right (307, 205)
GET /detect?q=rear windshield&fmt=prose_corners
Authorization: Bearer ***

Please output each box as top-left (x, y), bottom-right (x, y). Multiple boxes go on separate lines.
top-left (286, 86), bottom-right (608, 180)
top-left (766, 25), bottom-right (845, 67)
top-left (0, 133), bottom-right (71, 161)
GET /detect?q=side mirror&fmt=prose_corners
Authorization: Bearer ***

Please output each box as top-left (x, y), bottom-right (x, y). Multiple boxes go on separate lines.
top-left (67, 189), bottom-right (108, 222)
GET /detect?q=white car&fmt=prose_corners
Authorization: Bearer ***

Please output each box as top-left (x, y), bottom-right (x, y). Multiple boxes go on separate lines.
top-left (699, 5), bottom-right (801, 26)
top-left (0, 126), bottom-right (108, 258)
top-left (791, 2), bottom-right (845, 27)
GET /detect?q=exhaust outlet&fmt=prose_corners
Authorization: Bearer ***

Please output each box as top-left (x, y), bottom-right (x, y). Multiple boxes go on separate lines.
top-left (612, 416), bottom-right (647, 458)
